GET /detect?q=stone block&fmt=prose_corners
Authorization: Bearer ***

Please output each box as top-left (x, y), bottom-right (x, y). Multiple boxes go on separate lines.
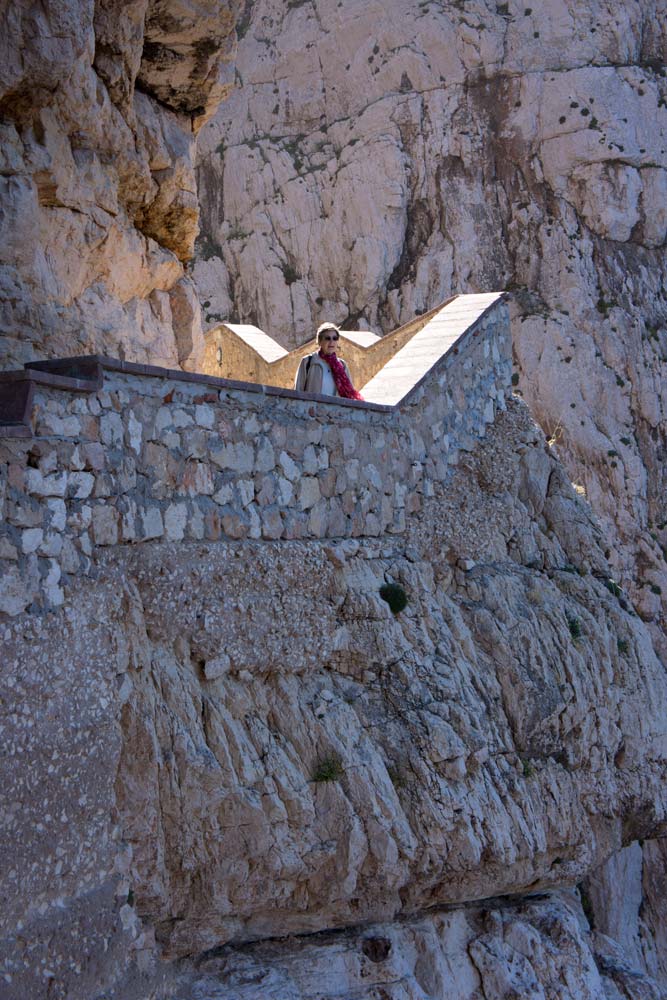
top-left (195, 404), bottom-right (215, 429)
top-left (100, 411), bottom-right (124, 448)
top-left (126, 411), bottom-right (143, 454)
top-left (256, 474), bottom-right (275, 506)
top-left (82, 442), bottom-right (106, 471)
top-left (21, 527), bottom-right (43, 554)
top-left (0, 537), bottom-right (18, 560)
top-left (222, 511), bottom-right (249, 539)
top-left (327, 498), bottom-right (347, 537)
top-left (341, 428), bottom-right (357, 457)
top-left (164, 502), bottom-right (188, 541)
top-left (261, 507), bottom-right (284, 540)
top-left (182, 462), bottom-right (214, 497)
top-left (213, 483), bottom-right (234, 505)
top-left (25, 468), bottom-right (67, 497)
top-left (43, 558), bottom-right (64, 606)
top-left (60, 537), bottom-right (80, 574)
top-left (255, 436), bottom-right (276, 473)
top-left (172, 408), bottom-right (194, 429)
top-left (68, 472), bottom-right (95, 499)
top-left (279, 451), bottom-right (300, 482)
top-left (154, 406), bottom-right (173, 434)
top-left (211, 441), bottom-right (254, 473)
top-left (0, 564), bottom-right (31, 615)
top-left (188, 505), bottom-right (205, 540)
top-left (303, 444), bottom-right (318, 475)
top-left (298, 476), bottom-right (321, 511)
top-left (237, 479), bottom-right (254, 508)
top-left (141, 507), bottom-right (164, 540)
top-left (276, 476), bottom-right (293, 505)
top-left (92, 505), bottom-right (119, 546)
top-left (319, 468), bottom-right (337, 498)
top-left (120, 500), bottom-right (138, 542)
top-left (204, 508), bottom-right (221, 540)
top-left (308, 500), bottom-right (328, 538)
top-left (39, 532), bottom-right (63, 557)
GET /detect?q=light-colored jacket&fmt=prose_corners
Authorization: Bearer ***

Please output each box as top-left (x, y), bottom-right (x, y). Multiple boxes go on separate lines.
top-left (294, 353), bottom-right (351, 395)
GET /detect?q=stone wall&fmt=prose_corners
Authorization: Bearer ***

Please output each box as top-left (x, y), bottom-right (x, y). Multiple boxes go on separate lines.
top-left (0, 298), bottom-right (510, 617)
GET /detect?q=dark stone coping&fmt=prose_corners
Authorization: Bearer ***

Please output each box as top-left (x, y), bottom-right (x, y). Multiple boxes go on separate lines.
top-left (0, 295), bottom-right (507, 438)
top-left (0, 355), bottom-right (392, 437)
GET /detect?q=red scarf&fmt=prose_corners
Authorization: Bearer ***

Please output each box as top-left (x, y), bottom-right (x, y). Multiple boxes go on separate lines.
top-left (318, 350), bottom-right (364, 400)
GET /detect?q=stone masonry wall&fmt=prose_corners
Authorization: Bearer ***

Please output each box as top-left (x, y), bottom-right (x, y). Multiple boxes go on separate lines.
top-left (0, 302), bottom-right (510, 617)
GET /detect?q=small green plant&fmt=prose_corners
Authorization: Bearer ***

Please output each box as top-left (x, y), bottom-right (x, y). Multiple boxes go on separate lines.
top-left (196, 235), bottom-right (222, 261)
top-left (281, 262), bottom-right (299, 285)
top-left (650, 584), bottom-right (663, 595)
top-left (511, 372), bottom-right (520, 386)
top-left (617, 638), bottom-right (629, 655)
top-left (312, 753), bottom-right (344, 783)
top-left (379, 582), bottom-right (408, 614)
top-left (578, 883), bottom-right (596, 929)
top-left (604, 578), bottom-right (622, 597)
top-left (567, 616), bottom-right (583, 641)
top-left (522, 758), bottom-right (535, 778)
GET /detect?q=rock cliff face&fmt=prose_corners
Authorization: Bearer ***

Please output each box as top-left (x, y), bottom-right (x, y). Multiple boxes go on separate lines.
top-left (3, 396), bottom-right (667, 998)
top-left (194, 0), bottom-right (667, 657)
top-left (0, 0), bottom-right (240, 371)
top-left (3, 1), bottom-right (667, 997)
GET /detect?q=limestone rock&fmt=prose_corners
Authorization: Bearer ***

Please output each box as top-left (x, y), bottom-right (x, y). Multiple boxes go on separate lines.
top-left (4, 403), bottom-right (667, 997)
top-left (173, 893), bottom-right (656, 1000)
top-left (0, 0), bottom-right (239, 370)
top-left (194, 0), bottom-right (667, 662)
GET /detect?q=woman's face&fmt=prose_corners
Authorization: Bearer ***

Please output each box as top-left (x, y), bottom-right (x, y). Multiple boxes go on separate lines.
top-left (320, 331), bottom-right (339, 355)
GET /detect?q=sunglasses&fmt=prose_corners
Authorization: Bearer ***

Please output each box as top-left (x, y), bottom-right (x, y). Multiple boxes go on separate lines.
top-left (322, 334), bottom-right (339, 341)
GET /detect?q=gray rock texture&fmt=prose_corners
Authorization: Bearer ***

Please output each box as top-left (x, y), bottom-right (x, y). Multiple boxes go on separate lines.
top-left (2, 395), bottom-right (667, 997)
top-left (0, 0), bottom-right (240, 370)
top-left (194, 0), bottom-right (667, 661)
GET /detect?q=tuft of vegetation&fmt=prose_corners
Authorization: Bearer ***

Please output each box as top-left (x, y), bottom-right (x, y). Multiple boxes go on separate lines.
top-left (522, 758), bottom-right (535, 778)
top-left (617, 638), bottom-right (629, 655)
top-left (196, 235), bottom-right (222, 261)
top-left (567, 616), bottom-right (583, 641)
top-left (281, 262), bottom-right (299, 285)
top-left (380, 582), bottom-right (408, 614)
top-left (511, 372), bottom-right (520, 386)
top-left (604, 578), bottom-right (622, 598)
top-left (650, 584), bottom-right (663, 595)
top-left (578, 883), bottom-right (596, 929)
top-left (312, 753), bottom-right (344, 783)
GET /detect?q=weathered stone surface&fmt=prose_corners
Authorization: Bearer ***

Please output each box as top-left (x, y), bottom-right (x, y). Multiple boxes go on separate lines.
top-left (0, 307), bottom-right (509, 612)
top-left (172, 892), bottom-right (662, 1000)
top-left (2, 398), bottom-right (667, 997)
top-left (194, 0), bottom-right (667, 666)
top-left (0, 0), bottom-right (240, 370)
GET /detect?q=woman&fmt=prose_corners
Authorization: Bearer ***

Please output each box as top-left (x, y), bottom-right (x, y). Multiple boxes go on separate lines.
top-left (294, 322), bottom-right (364, 399)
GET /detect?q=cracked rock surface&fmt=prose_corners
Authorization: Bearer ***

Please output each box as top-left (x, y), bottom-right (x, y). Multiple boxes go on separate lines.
top-left (194, 0), bottom-right (667, 661)
top-left (0, 0), bottom-right (240, 370)
top-left (3, 402), bottom-right (666, 997)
